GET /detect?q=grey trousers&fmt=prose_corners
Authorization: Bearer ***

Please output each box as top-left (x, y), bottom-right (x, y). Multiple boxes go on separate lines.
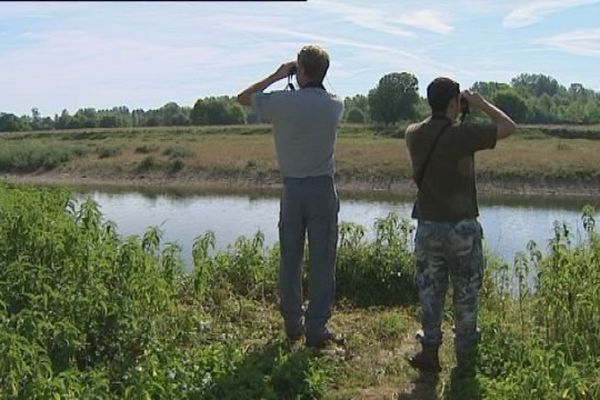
top-left (278, 175), bottom-right (339, 338)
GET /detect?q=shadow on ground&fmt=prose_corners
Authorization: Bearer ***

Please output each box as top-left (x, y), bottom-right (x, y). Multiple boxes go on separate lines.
top-left (203, 340), bottom-right (325, 400)
top-left (396, 369), bottom-right (482, 400)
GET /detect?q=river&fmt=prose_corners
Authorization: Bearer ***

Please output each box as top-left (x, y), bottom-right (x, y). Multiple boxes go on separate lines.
top-left (72, 188), bottom-right (599, 270)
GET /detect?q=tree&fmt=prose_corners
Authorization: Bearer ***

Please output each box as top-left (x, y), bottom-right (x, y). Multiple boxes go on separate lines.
top-left (0, 113), bottom-right (24, 132)
top-left (31, 108), bottom-right (42, 130)
top-left (160, 102), bottom-right (189, 126)
top-left (368, 72), bottom-right (419, 125)
top-left (191, 97), bottom-right (245, 125)
top-left (530, 93), bottom-right (554, 123)
top-left (493, 89), bottom-right (529, 122)
top-left (346, 108), bottom-right (366, 123)
top-left (55, 109), bottom-right (72, 129)
top-left (470, 82), bottom-right (510, 99)
top-left (343, 94), bottom-right (369, 122)
top-left (131, 109), bottom-right (145, 127)
top-left (511, 73), bottom-right (561, 97)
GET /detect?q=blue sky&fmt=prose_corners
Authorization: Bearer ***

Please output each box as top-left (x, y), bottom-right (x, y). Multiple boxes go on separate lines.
top-left (1, 1), bottom-right (599, 117)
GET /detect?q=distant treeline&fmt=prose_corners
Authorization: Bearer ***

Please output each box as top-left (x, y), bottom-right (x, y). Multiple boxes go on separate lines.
top-left (1, 73), bottom-right (600, 132)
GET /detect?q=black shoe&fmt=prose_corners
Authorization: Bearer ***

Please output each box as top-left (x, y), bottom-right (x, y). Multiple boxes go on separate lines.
top-left (286, 326), bottom-right (305, 342)
top-left (407, 345), bottom-right (441, 373)
top-left (305, 330), bottom-right (345, 349)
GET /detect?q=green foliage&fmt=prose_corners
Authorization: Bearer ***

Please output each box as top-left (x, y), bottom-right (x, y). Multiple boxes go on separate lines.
top-left (511, 73), bottom-right (561, 98)
top-left (343, 94), bottom-right (369, 123)
top-left (0, 141), bottom-right (77, 172)
top-left (136, 156), bottom-right (157, 172)
top-left (0, 113), bottom-right (27, 132)
top-left (493, 89), bottom-right (529, 122)
top-left (163, 145), bottom-right (193, 159)
top-left (169, 157), bottom-right (185, 174)
top-left (346, 108), bottom-right (366, 123)
top-left (191, 97), bottom-right (246, 125)
top-left (479, 206), bottom-right (600, 399)
top-left (337, 213), bottom-right (417, 306)
top-left (96, 145), bottom-right (122, 159)
top-left (1, 183), bottom-right (598, 398)
top-left (4, 73), bottom-right (600, 132)
top-left (368, 72), bottom-right (420, 125)
top-left (134, 144), bottom-right (159, 154)
top-left (0, 184), bottom-right (333, 399)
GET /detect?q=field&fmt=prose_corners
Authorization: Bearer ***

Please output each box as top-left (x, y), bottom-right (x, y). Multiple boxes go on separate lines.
top-left (1, 124), bottom-right (600, 195)
top-left (0, 183), bottom-right (599, 399)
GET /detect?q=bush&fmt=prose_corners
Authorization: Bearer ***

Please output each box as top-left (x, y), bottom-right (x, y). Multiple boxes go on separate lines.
top-left (479, 206), bottom-right (600, 399)
top-left (169, 157), bottom-right (185, 174)
top-left (0, 141), bottom-right (74, 172)
top-left (136, 156), bottom-right (157, 172)
top-left (134, 144), bottom-right (159, 154)
top-left (163, 145), bottom-right (193, 159)
top-left (0, 184), bottom-right (332, 398)
top-left (96, 145), bottom-right (121, 159)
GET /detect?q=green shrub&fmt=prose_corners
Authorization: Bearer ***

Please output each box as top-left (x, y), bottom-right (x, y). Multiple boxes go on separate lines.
top-left (163, 145), bottom-right (193, 159)
top-left (169, 157), bottom-right (185, 174)
top-left (479, 206), bottom-right (600, 399)
top-left (96, 145), bottom-right (121, 159)
top-left (136, 156), bottom-right (157, 172)
top-left (0, 142), bottom-right (74, 172)
top-left (134, 144), bottom-right (159, 154)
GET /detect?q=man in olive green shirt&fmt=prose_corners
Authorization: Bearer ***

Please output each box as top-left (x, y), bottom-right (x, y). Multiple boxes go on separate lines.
top-left (405, 77), bottom-right (515, 377)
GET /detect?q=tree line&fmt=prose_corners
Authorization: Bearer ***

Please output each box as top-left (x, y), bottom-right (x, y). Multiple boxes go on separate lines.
top-left (1, 73), bottom-right (599, 132)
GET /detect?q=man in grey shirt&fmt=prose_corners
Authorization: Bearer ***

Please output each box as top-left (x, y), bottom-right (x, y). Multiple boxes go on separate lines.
top-left (238, 45), bottom-right (344, 348)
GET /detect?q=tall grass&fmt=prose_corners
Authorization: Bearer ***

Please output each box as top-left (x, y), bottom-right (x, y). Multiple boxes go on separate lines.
top-left (0, 183), bottom-right (598, 398)
top-left (1, 183), bottom-right (392, 398)
top-left (479, 206), bottom-right (600, 399)
top-left (0, 142), bottom-right (82, 172)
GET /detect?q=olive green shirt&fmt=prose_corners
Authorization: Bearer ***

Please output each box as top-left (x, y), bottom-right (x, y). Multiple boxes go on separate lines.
top-left (405, 116), bottom-right (497, 222)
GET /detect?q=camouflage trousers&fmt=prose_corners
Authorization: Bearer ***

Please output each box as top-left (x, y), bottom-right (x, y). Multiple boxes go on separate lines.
top-left (414, 219), bottom-right (484, 352)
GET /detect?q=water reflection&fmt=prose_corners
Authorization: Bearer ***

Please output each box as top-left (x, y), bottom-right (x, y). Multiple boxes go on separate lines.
top-left (72, 187), bottom-right (599, 270)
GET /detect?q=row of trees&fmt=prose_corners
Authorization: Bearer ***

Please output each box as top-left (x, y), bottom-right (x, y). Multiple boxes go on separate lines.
top-left (0, 97), bottom-right (248, 132)
top-left (345, 72), bottom-right (600, 125)
top-left (2, 73), bottom-right (600, 132)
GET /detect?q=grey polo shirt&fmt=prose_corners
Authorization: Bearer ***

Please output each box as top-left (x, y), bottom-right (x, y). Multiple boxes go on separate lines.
top-left (251, 88), bottom-right (343, 178)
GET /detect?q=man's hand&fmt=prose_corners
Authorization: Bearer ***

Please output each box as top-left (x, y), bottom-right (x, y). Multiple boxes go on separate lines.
top-left (461, 91), bottom-right (486, 110)
top-left (272, 61), bottom-right (297, 81)
top-left (237, 60), bottom-right (297, 107)
top-left (461, 90), bottom-right (516, 140)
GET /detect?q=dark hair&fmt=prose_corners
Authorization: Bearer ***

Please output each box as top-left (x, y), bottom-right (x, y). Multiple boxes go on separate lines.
top-left (297, 45), bottom-right (330, 83)
top-left (427, 77), bottom-right (460, 114)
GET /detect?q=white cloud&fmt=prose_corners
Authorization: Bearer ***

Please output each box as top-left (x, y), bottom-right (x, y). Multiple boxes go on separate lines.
top-left (396, 10), bottom-right (454, 35)
top-left (0, 29), bottom-right (300, 115)
top-left (309, 0), bottom-right (452, 36)
top-left (503, 0), bottom-right (600, 28)
top-left (533, 28), bottom-right (600, 56)
top-left (224, 23), bottom-right (457, 77)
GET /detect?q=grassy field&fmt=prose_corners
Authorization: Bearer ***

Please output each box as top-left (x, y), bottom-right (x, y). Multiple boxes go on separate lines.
top-left (1, 124), bottom-right (600, 194)
top-left (1, 183), bottom-right (599, 398)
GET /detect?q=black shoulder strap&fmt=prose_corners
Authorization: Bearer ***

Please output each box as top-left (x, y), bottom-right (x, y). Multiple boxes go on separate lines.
top-left (415, 121), bottom-right (452, 190)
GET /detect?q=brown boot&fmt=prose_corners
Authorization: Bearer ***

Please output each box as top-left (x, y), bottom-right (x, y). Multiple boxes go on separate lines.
top-left (407, 344), bottom-right (441, 373)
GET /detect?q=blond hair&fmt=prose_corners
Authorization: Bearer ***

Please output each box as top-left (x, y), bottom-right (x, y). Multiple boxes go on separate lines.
top-left (297, 45), bottom-right (330, 83)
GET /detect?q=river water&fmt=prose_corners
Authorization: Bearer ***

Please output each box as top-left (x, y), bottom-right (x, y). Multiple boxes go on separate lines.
top-left (73, 188), bottom-right (599, 270)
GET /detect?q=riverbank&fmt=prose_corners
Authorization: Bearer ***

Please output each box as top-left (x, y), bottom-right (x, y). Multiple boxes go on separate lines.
top-left (1, 124), bottom-right (599, 197)
top-left (2, 184), bottom-right (599, 399)
top-left (4, 169), bottom-right (600, 198)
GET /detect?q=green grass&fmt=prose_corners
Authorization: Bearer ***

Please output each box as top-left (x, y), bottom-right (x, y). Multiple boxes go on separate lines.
top-left (0, 183), bottom-right (598, 398)
top-left (2, 124), bottom-right (600, 189)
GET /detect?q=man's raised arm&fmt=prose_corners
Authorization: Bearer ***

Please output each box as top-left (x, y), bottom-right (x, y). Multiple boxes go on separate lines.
top-left (462, 91), bottom-right (516, 140)
top-left (237, 61), bottom-right (297, 106)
